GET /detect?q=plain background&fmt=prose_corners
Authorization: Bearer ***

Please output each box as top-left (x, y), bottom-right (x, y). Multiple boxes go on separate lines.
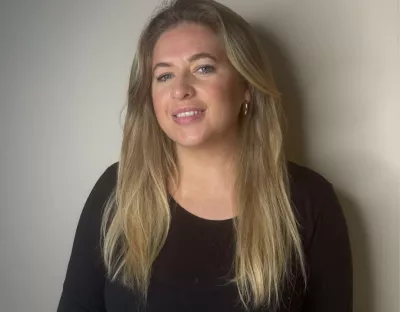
top-left (0, 0), bottom-right (399, 311)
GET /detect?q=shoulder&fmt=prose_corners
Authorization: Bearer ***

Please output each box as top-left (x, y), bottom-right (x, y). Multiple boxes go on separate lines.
top-left (287, 161), bottom-right (332, 193)
top-left (286, 161), bottom-right (335, 210)
top-left (99, 162), bottom-right (119, 184)
top-left (81, 162), bottom-right (119, 218)
top-left (287, 161), bottom-right (335, 211)
top-left (98, 162), bottom-right (119, 189)
top-left (93, 162), bottom-right (119, 194)
top-left (286, 161), bottom-right (343, 249)
top-left (58, 163), bottom-right (120, 310)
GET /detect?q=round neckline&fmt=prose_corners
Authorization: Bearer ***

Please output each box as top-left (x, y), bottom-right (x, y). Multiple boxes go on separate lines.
top-left (168, 194), bottom-right (237, 223)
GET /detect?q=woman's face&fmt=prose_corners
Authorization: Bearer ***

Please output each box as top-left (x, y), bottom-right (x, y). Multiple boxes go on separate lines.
top-left (151, 22), bottom-right (250, 147)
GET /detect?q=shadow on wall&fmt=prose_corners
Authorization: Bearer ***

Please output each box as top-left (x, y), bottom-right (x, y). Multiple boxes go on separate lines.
top-left (253, 26), bottom-right (375, 312)
top-left (253, 25), bottom-right (308, 166)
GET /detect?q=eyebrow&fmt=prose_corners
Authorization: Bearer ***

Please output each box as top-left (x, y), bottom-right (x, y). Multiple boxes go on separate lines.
top-left (152, 52), bottom-right (218, 74)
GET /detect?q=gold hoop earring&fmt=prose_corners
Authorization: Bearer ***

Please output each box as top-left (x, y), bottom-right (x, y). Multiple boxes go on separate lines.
top-left (243, 101), bottom-right (249, 116)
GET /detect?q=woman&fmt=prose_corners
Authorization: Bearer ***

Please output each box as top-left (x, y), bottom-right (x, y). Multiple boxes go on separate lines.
top-left (58, 0), bottom-right (352, 311)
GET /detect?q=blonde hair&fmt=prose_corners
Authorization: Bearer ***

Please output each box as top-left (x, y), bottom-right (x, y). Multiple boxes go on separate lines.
top-left (101, 0), bottom-right (306, 310)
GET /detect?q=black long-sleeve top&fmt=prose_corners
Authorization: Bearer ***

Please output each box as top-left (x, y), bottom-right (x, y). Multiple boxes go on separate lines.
top-left (57, 161), bottom-right (352, 312)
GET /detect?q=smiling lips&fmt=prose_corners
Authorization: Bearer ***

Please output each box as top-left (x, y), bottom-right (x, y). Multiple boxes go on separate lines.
top-left (172, 108), bottom-right (206, 124)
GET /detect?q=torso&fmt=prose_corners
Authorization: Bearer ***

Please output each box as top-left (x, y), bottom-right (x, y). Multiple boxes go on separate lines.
top-left (104, 195), bottom-right (305, 312)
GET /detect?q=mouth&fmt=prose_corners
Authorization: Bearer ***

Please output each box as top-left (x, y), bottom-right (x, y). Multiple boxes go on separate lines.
top-left (172, 109), bottom-right (206, 118)
top-left (172, 109), bottom-right (206, 125)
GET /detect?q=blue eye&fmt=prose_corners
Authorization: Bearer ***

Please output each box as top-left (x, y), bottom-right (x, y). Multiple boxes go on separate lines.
top-left (156, 73), bottom-right (173, 82)
top-left (197, 65), bottom-right (215, 74)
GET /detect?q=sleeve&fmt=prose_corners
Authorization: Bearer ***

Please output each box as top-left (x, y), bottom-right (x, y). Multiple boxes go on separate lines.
top-left (57, 164), bottom-right (117, 312)
top-left (302, 182), bottom-right (353, 312)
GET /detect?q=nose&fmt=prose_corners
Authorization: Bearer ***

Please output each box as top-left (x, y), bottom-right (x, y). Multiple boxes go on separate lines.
top-left (171, 74), bottom-right (195, 100)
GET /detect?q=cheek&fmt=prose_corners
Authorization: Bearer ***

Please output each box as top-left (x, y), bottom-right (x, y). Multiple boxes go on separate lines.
top-left (204, 79), bottom-right (230, 103)
top-left (151, 88), bottom-right (168, 120)
top-left (207, 76), bottom-right (243, 113)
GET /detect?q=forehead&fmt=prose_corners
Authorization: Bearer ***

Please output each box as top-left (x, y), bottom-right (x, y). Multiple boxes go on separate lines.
top-left (152, 23), bottom-right (226, 63)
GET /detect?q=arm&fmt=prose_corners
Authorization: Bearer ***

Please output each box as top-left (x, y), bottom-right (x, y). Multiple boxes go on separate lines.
top-left (302, 182), bottom-right (353, 312)
top-left (57, 163), bottom-right (118, 312)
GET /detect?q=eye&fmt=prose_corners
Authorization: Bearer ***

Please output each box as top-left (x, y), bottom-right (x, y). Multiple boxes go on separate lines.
top-left (156, 73), bottom-right (174, 82)
top-left (196, 65), bottom-right (215, 74)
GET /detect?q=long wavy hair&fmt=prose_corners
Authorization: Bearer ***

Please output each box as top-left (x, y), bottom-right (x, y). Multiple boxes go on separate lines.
top-left (101, 0), bottom-right (306, 310)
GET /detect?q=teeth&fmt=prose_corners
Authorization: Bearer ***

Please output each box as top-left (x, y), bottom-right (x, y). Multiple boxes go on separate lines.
top-left (175, 110), bottom-right (203, 118)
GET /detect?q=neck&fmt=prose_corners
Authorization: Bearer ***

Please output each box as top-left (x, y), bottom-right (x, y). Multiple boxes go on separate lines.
top-left (171, 133), bottom-right (238, 194)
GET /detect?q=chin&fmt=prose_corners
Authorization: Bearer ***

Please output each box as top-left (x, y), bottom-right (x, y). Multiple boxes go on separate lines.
top-left (174, 136), bottom-right (206, 148)
top-left (166, 131), bottom-right (209, 148)
top-left (160, 122), bottom-right (212, 148)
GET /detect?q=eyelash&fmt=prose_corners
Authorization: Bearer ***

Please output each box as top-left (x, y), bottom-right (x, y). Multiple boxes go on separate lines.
top-left (156, 65), bottom-right (215, 82)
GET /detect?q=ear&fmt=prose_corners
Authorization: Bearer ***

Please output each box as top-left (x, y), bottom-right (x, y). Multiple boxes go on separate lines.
top-left (244, 82), bottom-right (252, 103)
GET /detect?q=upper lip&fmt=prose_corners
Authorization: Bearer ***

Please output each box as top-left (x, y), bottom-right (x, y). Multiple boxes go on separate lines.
top-left (171, 106), bottom-right (206, 116)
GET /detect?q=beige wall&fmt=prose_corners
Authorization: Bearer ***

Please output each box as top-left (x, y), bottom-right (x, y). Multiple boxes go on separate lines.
top-left (0, 1), bottom-right (398, 311)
